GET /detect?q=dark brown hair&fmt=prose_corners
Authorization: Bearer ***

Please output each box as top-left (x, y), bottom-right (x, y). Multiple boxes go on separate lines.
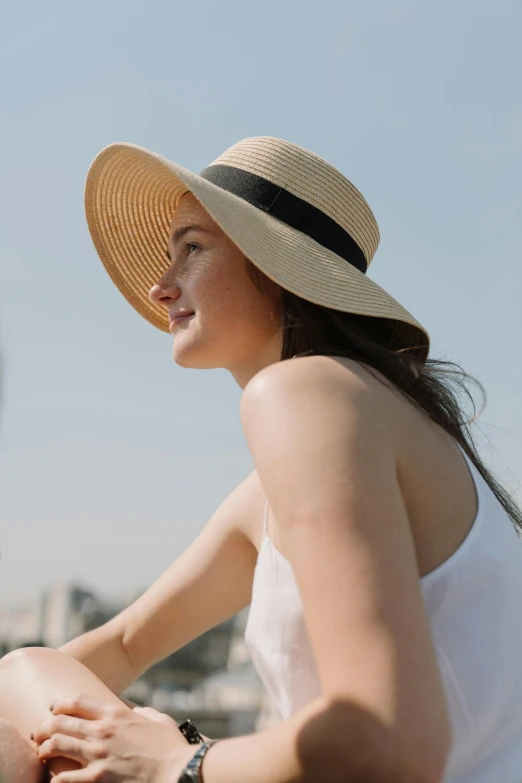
top-left (245, 259), bottom-right (522, 539)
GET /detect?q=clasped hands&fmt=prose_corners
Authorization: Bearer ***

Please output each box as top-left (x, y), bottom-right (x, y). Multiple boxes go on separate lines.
top-left (30, 696), bottom-right (201, 783)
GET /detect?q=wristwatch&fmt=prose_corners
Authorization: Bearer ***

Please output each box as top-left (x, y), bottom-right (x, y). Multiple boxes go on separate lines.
top-left (178, 739), bottom-right (218, 782)
top-left (177, 719), bottom-right (205, 745)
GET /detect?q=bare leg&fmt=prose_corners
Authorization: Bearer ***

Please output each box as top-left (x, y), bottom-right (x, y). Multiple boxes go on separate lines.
top-left (0, 718), bottom-right (43, 783)
top-left (0, 647), bottom-right (129, 779)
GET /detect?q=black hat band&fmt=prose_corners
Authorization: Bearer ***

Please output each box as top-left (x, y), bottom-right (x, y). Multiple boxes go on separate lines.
top-left (200, 164), bottom-right (368, 275)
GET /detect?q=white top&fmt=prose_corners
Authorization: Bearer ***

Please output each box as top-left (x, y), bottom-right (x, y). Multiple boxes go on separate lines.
top-left (244, 442), bottom-right (522, 783)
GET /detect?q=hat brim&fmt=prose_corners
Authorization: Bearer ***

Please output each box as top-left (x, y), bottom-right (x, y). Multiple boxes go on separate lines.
top-left (85, 142), bottom-right (429, 359)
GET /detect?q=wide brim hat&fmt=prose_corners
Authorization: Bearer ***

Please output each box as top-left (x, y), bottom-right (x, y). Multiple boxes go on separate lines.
top-left (85, 135), bottom-right (430, 361)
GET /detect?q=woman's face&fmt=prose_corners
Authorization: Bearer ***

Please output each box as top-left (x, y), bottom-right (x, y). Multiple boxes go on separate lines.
top-left (149, 192), bottom-right (282, 386)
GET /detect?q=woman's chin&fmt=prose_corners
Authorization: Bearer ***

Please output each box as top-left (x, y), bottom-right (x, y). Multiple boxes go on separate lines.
top-left (171, 341), bottom-right (217, 370)
top-left (171, 345), bottom-right (195, 368)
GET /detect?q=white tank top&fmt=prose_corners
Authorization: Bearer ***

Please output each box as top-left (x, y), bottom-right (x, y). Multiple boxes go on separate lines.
top-left (244, 442), bottom-right (522, 783)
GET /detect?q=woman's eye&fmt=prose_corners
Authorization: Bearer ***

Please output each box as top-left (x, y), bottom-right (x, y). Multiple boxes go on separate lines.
top-left (186, 243), bottom-right (199, 254)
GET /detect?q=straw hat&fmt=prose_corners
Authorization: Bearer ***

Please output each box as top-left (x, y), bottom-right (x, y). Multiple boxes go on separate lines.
top-left (85, 135), bottom-right (429, 360)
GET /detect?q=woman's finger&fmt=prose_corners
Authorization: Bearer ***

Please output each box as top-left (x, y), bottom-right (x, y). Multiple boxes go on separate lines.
top-left (37, 733), bottom-right (105, 765)
top-left (51, 695), bottom-right (129, 721)
top-left (32, 714), bottom-right (98, 745)
top-left (52, 764), bottom-right (106, 783)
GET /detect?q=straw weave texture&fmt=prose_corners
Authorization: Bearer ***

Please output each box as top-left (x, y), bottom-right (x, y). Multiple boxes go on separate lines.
top-left (85, 136), bottom-right (429, 359)
top-left (213, 137), bottom-right (380, 265)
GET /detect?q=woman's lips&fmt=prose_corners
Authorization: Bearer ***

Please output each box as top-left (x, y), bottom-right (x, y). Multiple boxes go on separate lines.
top-left (169, 313), bottom-right (194, 332)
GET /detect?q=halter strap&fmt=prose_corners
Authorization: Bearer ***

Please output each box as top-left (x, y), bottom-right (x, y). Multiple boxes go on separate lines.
top-left (263, 498), bottom-right (270, 540)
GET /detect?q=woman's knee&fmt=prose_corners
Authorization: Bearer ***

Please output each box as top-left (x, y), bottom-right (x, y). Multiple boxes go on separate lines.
top-left (0, 645), bottom-right (58, 674)
top-left (0, 647), bottom-right (64, 702)
top-left (0, 646), bottom-right (118, 778)
top-left (0, 645), bottom-right (122, 731)
top-left (0, 645), bottom-right (104, 686)
top-left (0, 647), bottom-right (98, 734)
top-left (0, 648), bottom-right (60, 728)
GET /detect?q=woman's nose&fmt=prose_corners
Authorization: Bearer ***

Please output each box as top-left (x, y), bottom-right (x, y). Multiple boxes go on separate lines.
top-left (149, 273), bottom-right (181, 306)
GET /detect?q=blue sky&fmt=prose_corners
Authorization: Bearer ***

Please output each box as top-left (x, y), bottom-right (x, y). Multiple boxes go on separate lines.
top-left (0, 0), bottom-right (521, 604)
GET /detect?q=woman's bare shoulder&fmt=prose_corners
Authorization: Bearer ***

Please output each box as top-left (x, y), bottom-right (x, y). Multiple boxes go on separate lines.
top-left (245, 354), bottom-right (396, 397)
top-left (241, 355), bottom-right (400, 439)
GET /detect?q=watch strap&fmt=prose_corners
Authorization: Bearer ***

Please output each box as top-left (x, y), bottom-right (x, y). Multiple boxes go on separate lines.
top-left (178, 739), bottom-right (218, 783)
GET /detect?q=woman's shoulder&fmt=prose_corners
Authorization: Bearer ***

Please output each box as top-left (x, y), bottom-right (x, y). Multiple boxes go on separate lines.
top-left (244, 354), bottom-right (385, 399)
top-left (240, 354), bottom-right (398, 468)
top-left (242, 353), bottom-right (446, 468)
top-left (242, 355), bottom-right (404, 434)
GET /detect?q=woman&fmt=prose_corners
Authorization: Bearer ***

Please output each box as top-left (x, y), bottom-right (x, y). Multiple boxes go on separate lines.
top-left (1, 136), bottom-right (521, 783)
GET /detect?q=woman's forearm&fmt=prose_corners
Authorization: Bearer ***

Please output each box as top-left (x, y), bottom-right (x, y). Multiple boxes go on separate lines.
top-left (191, 695), bottom-right (431, 783)
top-left (191, 696), bottom-right (350, 783)
top-left (59, 617), bottom-right (136, 695)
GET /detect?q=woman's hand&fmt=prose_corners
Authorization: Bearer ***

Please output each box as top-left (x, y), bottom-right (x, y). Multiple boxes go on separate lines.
top-left (118, 698), bottom-right (213, 744)
top-left (132, 705), bottom-right (214, 744)
top-left (31, 696), bottom-right (199, 783)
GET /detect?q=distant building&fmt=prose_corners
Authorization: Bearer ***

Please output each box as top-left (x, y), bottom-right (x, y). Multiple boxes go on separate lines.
top-left (0, 584), bottom-right (122, 649)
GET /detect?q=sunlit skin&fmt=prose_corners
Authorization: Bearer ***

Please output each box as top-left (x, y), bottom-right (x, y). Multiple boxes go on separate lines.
top-left (0, 719), bottom-right (41, 783)
top-left (149, 192), bottom-right (283, 389)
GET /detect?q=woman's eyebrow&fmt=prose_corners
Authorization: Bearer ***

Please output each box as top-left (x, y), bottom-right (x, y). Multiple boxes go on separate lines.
top-left (172, 223), bottom-right (210, 243)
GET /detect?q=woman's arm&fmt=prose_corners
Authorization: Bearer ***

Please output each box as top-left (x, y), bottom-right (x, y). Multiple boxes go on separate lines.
top-left (58, 618), bottom-right (136, 696)
top-left (234, 357), bottom-right (452, 783)
top-left (59, 469), bottom-right (259, 694)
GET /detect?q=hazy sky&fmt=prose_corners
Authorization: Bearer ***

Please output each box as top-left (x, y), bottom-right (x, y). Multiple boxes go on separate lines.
top-left (1, 0), bottom-right (521, 605)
